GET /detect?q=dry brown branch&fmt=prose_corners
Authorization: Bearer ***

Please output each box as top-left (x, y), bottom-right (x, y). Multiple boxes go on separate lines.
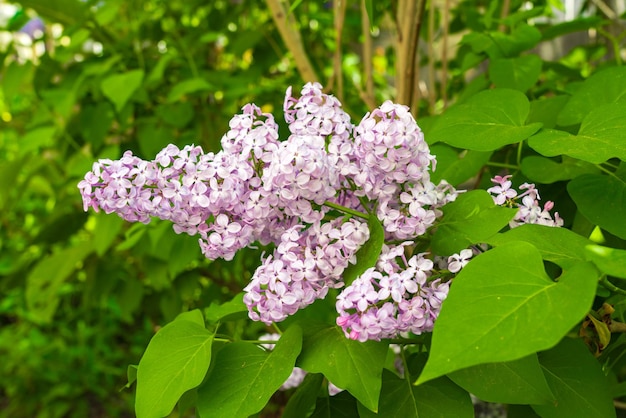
top-left (331, 0), bottom-right (348, 101)
top-left (360, 0), bottom-right (376, 108)
top-left (395, 0), bottom-right (427, 110)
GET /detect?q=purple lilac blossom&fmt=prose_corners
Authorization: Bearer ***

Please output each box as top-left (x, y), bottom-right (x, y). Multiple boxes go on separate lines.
top-left (487, 175), bottom-right (563, 228)
top-left (78, 83), bottom-right (464, 340)
top-left (335, 245), bottom-right (453, 342)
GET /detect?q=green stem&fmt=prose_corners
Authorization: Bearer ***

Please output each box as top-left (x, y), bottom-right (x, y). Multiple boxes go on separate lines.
top-left (485, 161), bottom-right (519, 170)
top-left (600, 276), bottom-right (626, 295)
top-left (272, 323), bottom-right (283, 335)
top-left (323, 201), bottom-right (370, 220)
top-left (596, 164), bottom-right (623, 181)
top-left (516, 141), bottom-right (523, 167)
top-left (388, 337), bottom-right (426, 345)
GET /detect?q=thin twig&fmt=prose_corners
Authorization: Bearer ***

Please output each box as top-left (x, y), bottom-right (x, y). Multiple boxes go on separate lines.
top-left (265, 0), bottom-right (319, 82)
top-left (332, 0), bottom-right (348, 101)
top-left (395, 0), bottom-right (427, 109)
top-left (427, 1), bottom-right (436, 112)
top-left (498, 0), bottom-right (511, 32)
top-left (360, 0), bottom-right (375, 107)
top-left (441, 0), bottom-right (450, 108)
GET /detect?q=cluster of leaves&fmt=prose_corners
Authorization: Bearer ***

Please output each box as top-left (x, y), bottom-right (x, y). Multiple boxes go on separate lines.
top-left (2, 0), bottom-right (626, 417)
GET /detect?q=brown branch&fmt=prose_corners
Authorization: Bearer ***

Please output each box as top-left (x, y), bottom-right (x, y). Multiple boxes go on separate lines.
top-left (395, 0), bottom-right (427, 109)
top-left (360, 0), bottom-right (376, 108)
top-left (265, 0), bottom-right (319, 83)
top-left (331, 0), bottom-right (348, 101)
top-left (441, 0), bottom-right (450, 109)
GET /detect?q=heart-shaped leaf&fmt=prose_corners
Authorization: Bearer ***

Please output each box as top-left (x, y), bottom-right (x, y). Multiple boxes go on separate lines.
top-left (417, 242), bottom-right (598, 384)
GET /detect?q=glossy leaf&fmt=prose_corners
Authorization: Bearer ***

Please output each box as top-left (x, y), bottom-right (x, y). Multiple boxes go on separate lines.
top-left (282, 373), bottom-right (325, 418)
top-left (557, 66), bottom-right (626, 126)
top-left (297, 322), bottom-right (387, 412)
top-left (428, 89), bottom-right (542, 151)
top-left (568, 174), bottom-right (626, 239)
top-left (364, 370), bottom-right (472, 418)
top-left (529, 103), bottom-right (626, 164)
top-left (197, 325), bottom-right (302, 418)
top-left (486, 224), bottom-right (593, 269)
top-left (342, 215), bottom-right (385, 286)
top-left (417, 242), bottom-right (598, 384)
top-left (101, 69), bottom-right (144, 113)
top-left (532, 338), bottom-right (616, 418)
top-left (431, 190), bottom-right (517, 255)
top-left (521, 155), bottom-right (599, 183)
top-left (489, 55), bottom-right (542, 91)
top-left (136, 318), bottom-right (213, 418)
top-left (311, 391), bottom-right (359, 418)
top-left (430, 144), bottom-right (492, 186)
top-left (448, 354), bottom-right (554, 405)
top-left (585, 244), bottom-right (626, 279)
top-left (204, 293), bottom-right (248, 323)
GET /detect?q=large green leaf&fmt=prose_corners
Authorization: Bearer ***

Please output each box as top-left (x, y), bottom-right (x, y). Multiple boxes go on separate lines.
top-left (297, 322), bottom-right (387, 412)
top-left (521, 155), bottom-right (599, 183)
top-left (557, 66), bottom-right (626, 126)
top-left (431, 190), bottom-right (517, 255)
top-left (489, 55), bottom-right (542, 92)
top-left (527, 96), bottom-right (570, 129)
top-left (311, 391), bottom-right (360, 418)
top-left (429, 145), bottom-right (492, 186)
top-left (101, 69), bottom-right (144, 113)
top-left (26, 244), bottom-right (93, 323)
top-left (568, 174), bottom-right (626, 239)
top-left (461, 24), bottom-right (542, 58)
top-left (428, 89), bottom-right (542, 151)
top-left (448, 354), bottom-right (554, 405)
top-left (282, 373), bottom-right (325, 418)
top-left (417, 242), bottom-right (598, 384)
top-left (532, 338), bottom-right (616, 418)
top-left (529, 103), bottom-right (626, 164)
top-left (359, 370), bottom-right (472, 418)
top-left (204, 293), bottom-right (248, 323)
top-left (585, 244), bottom-right (626, 280)
top-left (486, 224), bottom-right (593, 269)
top-left (136, 314), bottom-right (214, 418)
top-left (342, 215), bottom-right (384, 286)
top-left (197, 325), bottom-right (302, 418)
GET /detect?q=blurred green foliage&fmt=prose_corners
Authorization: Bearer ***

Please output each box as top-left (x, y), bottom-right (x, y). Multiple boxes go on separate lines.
top-left (1, 0), bottom-right (625, 416)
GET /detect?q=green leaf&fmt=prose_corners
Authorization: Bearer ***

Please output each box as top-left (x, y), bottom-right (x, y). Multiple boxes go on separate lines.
top-left (204, 293), bottom-right (248, 323)
top-left (297, 322), bottom-right (387, 412)
top-left (101, 69), bottom-right (144, 113)
top-left (342, 215), bottom-right (384, 286)
top-left (532, 338), bottom-right (616, 418)
top-left (369, 370), bottom-right (472, 418)
top-left (282, 373), bottom-right (325, 418)
top-left (585, 244), bottom-right (626, 279)
top-left (136, 118), bottom-right (174, 159)
top-left (93, 213), bottom-right (124, 256)
top-left (428, 89), bottom-right (542, 151)
top-left (461, 24), bottom-right (541, 58)
top-left (429, 145), bottom-right (492, 186)
top-left (19, 126), bottom-right (56, 154)
top-left (312, 391), bottom-right (360, 418)
top-left (486, 224), bottom-right (594, 269)
top-left (541, 16), bottom-right (603, 40)
top-left (448, 354), bottom-right (554, 405)
top-left (135, 318), bottom-right (214, 418)
top-left (557, 66), bottom-right (626, 126)
top-left (529, 103), bottom-right (626, 164)
top-left (521, 156), bottom-right (599, 184)
top-left (417, 242), bottom-right (598, 384)
top-left (197, 325), bottom-right (302, 418)
top-left (431, 190), bottom-right (517, 255)
top-left (166, 78), bottom-right (213, 103)
top-left (26, 245), bottom-right (93, 323)
top-left (568, 174), bottom-right (626, 239)
top-left (489, 55), bottom-right (542, 92)
top-left (174, 309), bottom-right (205, 326)
top-left (527, 96), bottom-right (570, 129)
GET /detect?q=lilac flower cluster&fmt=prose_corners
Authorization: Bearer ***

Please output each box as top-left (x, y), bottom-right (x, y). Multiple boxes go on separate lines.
top-left (487, 175), bottom-right (563, 227)
top-left (80, 77), bottom-right (572, 343)
top-left (78, 82), bottom-right (466, 340)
